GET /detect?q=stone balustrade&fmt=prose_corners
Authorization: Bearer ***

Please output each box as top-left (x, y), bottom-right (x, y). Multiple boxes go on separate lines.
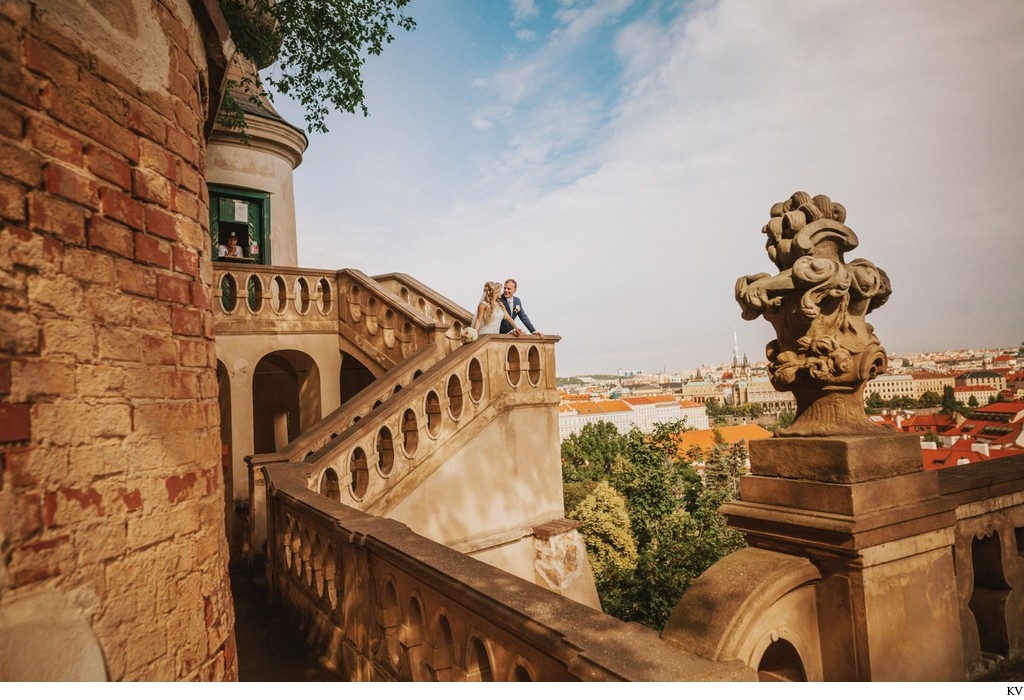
top-left (214, 262), bottom-right (340, 335)
top-left (251, 344), bottom-right (445, 468)
top-left (372, 272), bottom-right (474, 330)
top-left (938, 455), bottom-right (1024, 676)
top-left (213, 264), bottom-right (461, 369)
top-left (259, 465), bottom-right (754, 681)
top-left (337, 268), bottom-right (456, 369)
top-left (297, 336), bottom-right (553, 509)
top-left (247, 335), bottom-right (559, 558)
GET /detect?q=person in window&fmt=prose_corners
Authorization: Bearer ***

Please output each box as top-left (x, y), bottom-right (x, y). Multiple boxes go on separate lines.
top-left (218, 233), bottom-right (244, 258)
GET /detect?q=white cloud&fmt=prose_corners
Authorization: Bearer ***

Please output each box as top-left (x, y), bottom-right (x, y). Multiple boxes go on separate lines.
top-left (515, 29), bottom-right (537, 41)
top-left (289, 0), bottom-right (1024, 375)
top-left (510, 0), bottom-right (539, 23)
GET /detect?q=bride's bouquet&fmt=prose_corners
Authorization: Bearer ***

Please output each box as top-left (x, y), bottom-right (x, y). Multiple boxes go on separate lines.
top-left (460, 327), bottom-right (478, 343)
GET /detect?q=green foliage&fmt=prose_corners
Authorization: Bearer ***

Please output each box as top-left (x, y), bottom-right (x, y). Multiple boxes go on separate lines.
top-left (561, 421), bottom-right (627, 482)
top-left (567, 481), bottom-right (638, 581)
top-left (866, 391), bottom-right (885, 408)
top-left (941, 385), bottom-right (963, 414)
top-left (703, 441), bottom-right (747, 500)
top-left (218, 0), bottom-right (416, 134)
top-left (918, 391), bottom-right (941, 408)
top-left (561, 420), bottom-right (745, 630)
top-left (968, 394), bottom-right (980, 408)
top-left (922, 429), bottom-right (940, 443)
top-left (557, 376), bottom-right (585, 386)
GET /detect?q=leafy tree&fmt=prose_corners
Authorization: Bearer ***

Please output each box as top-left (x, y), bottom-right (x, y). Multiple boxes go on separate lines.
top-left (704, 441), bottom-right (747, 500)
top-left (968, 394), bottom-right (979, 408)
top-left (921, 429), bottom-right (940, 444)
top-left (940, 386), bottom-right (961, 415)
top-left (567, 481), bottom-right (638, 581)
top-left (866, 391), bottom-right (885, 408)
top-left (218, 0), bottom-right (416, 134)
top-left (918, 391), bottom-right (941, 408)
top-left (561, 421), bottom-right (627, 482)
top-left (561, 422), bottom-right (744, 630)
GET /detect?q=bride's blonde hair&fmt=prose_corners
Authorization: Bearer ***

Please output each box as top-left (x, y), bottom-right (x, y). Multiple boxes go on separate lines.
top-left (481, 281), bottom-right (502, 311)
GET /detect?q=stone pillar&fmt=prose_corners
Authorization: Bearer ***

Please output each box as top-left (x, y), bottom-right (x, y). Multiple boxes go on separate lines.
top-left (724, 433), bottom-right (965, 680)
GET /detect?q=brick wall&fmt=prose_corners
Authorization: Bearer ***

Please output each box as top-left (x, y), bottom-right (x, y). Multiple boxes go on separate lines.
top-left (0, 0), bottom-right (235, 681)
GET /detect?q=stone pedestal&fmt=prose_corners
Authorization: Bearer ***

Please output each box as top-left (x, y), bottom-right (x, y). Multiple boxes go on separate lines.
top-left (723, 434), bottom-right (966, 681)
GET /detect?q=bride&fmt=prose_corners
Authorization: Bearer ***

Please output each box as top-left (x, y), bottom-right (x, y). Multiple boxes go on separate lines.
top-left (473, 281), bottom-right (519, 336)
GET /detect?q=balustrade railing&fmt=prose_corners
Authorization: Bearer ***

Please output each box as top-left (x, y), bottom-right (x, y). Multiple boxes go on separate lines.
top-left (373, 272), bottom-right (474, 330)
top-left (261, 466), bottom-right (752, 682)
top-left (213, 262), bottom-right (340, 334)
top-left (212, 264), bottom-right (465, 369)
top-left (247, 335), bottom-right (559, 558)
top-left (303, 335), bottom-right (556, 512)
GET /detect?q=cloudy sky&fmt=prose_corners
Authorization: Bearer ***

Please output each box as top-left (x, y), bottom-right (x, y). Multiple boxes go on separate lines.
top-left (270, 0), bottom-right (1024, 377)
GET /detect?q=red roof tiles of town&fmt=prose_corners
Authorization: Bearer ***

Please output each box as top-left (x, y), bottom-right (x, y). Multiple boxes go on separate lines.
top-left (673, 424), bottom-right (772, 457)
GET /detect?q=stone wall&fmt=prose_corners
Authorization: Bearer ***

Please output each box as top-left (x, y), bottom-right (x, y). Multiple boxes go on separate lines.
top-left (0, 0), bottom-right (235, 680)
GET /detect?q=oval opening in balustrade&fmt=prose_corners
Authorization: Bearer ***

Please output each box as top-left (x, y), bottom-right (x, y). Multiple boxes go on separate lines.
top-left (319, 468), bottom-right (341, 500)
top-left (247, 274), bottom-right (263, 312)
top-left (311, 533), bottom-right (324, 595)
top-left (468, 358), bottom-right (484, 402)
top-left (316, 277), bottom-right (333, 314)
top-left (377, 426), bottom-right (394, 476)
top-left (425, 390), bottom-right (441, 437)
top-left (381, 580), bottom-right (401, 668)
top-left (402, 409), bottom-right (418, 456)
top-left (403, 321), bottom-right (413, 340)
top-left (220, 274), bottom-right (237, 312)
top-left (413, 370), bottom-right (423, 380)
top-left (447, 375), bottom-right (463, 420)
top-left (433, 614), bottom-right (456, 680)
top-left (406, 596), bottom-right (428, 682)
top-left (393, 384), bottom-right (403, 395)
top-left (435, 308), bottom-right (446, 324)
top-left (295, 277), bottom-right (311, 314)
top-left (510, 663), bottom-right (533, 682)
top-left (399, 286), bottom-right (410, 302)
top-left (465, 637), bottom-right (494, 682)
top-left (350, 447), bottom-right (369, 499)
top-left (372, 400), bottom-right (383, 410)
top-left (506, 346), bottom-right (522, 387)
top-left (527, 345), bottom-right (541, 386)
top-left (324, 544), bottom-right (338, 610)
top-left (417, 297), bottom-right (427, 313)
top-left (271, 275), bottom-right (287, 313)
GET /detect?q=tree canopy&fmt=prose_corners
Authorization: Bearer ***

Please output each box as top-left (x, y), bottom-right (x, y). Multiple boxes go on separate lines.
top-left (218, 0), bottom-right (416, 134)
top-left (561, 420), bottom-right (745, 629)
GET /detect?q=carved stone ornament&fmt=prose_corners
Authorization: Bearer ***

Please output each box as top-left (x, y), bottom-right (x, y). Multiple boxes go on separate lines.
top-left (736, 192), bottom-right (891, 436)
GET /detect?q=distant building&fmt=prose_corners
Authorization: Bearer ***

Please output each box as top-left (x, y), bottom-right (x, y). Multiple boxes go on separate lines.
top-left (558, 396), bottom-right (709, 440)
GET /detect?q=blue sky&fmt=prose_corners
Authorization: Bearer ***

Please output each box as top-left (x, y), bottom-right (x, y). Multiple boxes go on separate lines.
top-left (271, 0), bottom-right (1024, 377)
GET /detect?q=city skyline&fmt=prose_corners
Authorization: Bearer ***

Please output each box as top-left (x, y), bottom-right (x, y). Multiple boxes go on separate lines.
top-left (269, 0), bottom-right (1024, 376)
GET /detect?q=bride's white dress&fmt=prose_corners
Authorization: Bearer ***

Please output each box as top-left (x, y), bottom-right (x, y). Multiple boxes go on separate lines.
top-left (478, 304), bottom-right (503, 335)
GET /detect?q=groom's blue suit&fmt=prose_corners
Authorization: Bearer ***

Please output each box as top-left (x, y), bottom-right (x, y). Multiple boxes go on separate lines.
top-left (499, 295), bottom-right (536, 334)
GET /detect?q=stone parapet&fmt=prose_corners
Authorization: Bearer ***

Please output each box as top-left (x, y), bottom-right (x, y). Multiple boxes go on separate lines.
top-left (261, 466), bottom-right (755, 681)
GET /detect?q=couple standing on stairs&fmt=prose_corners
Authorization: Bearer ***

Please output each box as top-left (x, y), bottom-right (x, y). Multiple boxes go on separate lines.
top-left (471, 279), bottom-right (544, 340)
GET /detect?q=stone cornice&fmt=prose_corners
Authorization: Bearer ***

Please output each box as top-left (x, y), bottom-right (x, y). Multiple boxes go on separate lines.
top-left (210, 113), bottom-right (309, 169)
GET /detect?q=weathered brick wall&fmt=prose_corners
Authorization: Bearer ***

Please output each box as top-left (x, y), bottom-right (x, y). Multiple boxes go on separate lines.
top-left (0, 0), bottom-right (235, 681)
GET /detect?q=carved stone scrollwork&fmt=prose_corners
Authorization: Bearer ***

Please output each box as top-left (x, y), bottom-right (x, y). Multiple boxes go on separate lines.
top-left (736, 192), bottom-right (891, 436)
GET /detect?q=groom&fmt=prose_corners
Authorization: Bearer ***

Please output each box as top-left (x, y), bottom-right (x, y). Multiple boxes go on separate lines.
top-left (499, 279), bottom-right (544, 338)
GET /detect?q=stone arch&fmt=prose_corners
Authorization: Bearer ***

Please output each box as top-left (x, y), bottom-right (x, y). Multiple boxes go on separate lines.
top-left (252, 350), bottom-right (322, 453)
top-left (662, 547), bottom-right (823, 681)
top-left (340, 351), bottom-right (376, 406)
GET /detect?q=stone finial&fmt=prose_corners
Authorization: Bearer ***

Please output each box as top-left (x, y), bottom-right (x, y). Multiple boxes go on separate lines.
top-left (735, 192), bottom-right (891, 436)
